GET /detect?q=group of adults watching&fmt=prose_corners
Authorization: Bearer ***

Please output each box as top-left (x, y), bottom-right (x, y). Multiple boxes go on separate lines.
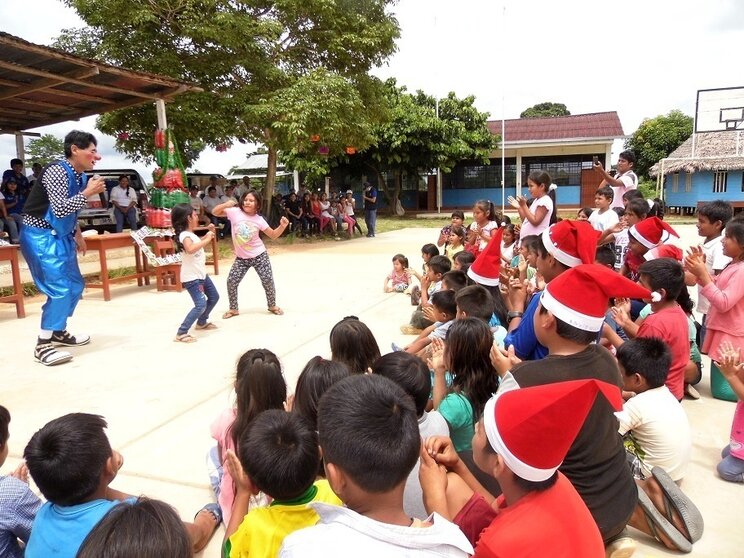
top-left (0, 159), bottom-right (40, 244)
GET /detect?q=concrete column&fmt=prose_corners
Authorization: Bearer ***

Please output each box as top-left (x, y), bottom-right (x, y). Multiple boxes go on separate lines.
top-left (516, 151), bottom-right (522, 196)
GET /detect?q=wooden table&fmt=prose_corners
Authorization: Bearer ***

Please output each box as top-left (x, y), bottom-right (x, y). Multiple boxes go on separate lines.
top-left (85, 233), bottom-right (153, 301)
top-left (0, 245), bottom-right (25, 318)
top-left (194, 226), bottom-right (220, 275)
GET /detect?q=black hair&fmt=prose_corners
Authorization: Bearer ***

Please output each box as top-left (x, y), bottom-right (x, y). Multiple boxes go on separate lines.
top-left (430, 289), bottom-right (457, 318)
top-left (445, 318), bottom-right (499, 422)
top-left (520, 234), bottom-right (540, 254)
top-left (372, 352), bottom-right (431, 416)
top-left (24, 413), bottom-right (112, 506)
top-left (528, 171), bottom-right (557, 225)
top-left (329, 316), bottom-right (381, 374)
top-left (118, 174), bottom-right (128, 181)
top-left (239, 188), bottom-right (263, 214)
top-left (626, 198), bottom-right (649, 219)
top-left (595, 245), bottom-right (616, 268)
top-left (240, 410), bottom-right (319, 500)
top-left (171, 203), bottom-right (194, 253)
top-left (292, 356), bottom-right (350, 431)
top-left (64, 130), bottom-right (97, 158)
top-left (725, 220), bottom-right (744, 261)
top-left (578, 207), bottom-right (593, 219)
top-left (453, 250), bottom-right (475, 267)
top-left (451, 210), bottom-right (465, 220)
top-left (618, 150), bottom-right (636, 165)
top-left (77, 497), bottom-right (192, 558)
top-left (318, 375), bottom-right (419, 492)
top-left (441, 270), bottom-right (468, 292)
top-left (421, 243), bottom-right (440, 258)
top-left (428, 255), bottom-right (451, 276)
top-left (596, 185), bottom-right (614, 200)
top-left (613, 207), bottom-right (625, 218)
top-left (229, 349), bottom-right (286, 452)
top-left (638, 258), bottom-right (685, 300)
top-left (455, 285), bottom-right (494, 322)
top-left (514, 472), bottom-right (558, 493)
top-left (0, 405), bottom-right (9, 449)
top-left (10, 158), bottom-right (22, 167)
top-left (502, 223), bottom-right (516, 242)
top-left (616, 337), bottom-right (671, 389)
top-left (538, 303), bottom-right (599, 345)
top-left (473, 199), bottom-right (497, 221)
top-left (698, 200), bottom-right (734, 228)
top-left (535, 235), bottom-right (569, 271)
top-left (648, 198), bottom-right (665, 220)
top-left (207, 186), bottom-right (216, 193)
top-left (623, 189), bottom-right (644, 202)
top-left (449, 224), bottom-right (466, 242)
top-left (392, 253), bottom-right (409, 268)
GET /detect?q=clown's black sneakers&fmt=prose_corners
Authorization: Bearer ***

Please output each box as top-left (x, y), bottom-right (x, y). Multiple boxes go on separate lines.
top-left (51, 330), bottom-right (91, 347)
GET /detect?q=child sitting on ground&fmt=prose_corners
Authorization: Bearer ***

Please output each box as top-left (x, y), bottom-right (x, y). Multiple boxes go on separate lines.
top-left (279, 375), bottom-right (473, 557)
top-left (209, 349), bottom-right (287, 525)
top-left (407, 243), bottom-right (439, 303)
top-left (372, 352), bottom-right (450, 519)
top-left (452, 250), bottom-right (475, 274)
top-left (384, 254), bottom-right (412, 293)
top-left (437, 210), bottom-right (465, 249)
top-left (616, 338), bottom-right (691, 482)
top-left (223, 410), bottom-right (342, 557)
top-left (401, 255), bottom-right (451, 335)
top-left (23, 413), bottom-right (218, 558)
top-left (403, 290), bottom-right (456, 355)
top-left (0, 405), bottom-right (41, 558)
top-left (330, 316), bottom-right (381, 374)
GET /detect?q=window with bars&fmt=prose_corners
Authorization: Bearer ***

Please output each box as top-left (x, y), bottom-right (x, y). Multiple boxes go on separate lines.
top-left (672, 173), bottom-right (679, 192)
top-left (685, 172), bottom-right (692, 192)
top-left (713, 171), bottom-right (728, 193)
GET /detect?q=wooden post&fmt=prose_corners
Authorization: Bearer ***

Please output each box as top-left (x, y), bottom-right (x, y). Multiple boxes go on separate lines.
top-left (155, 99), bottom-right (167, 129)
top-left (15, 132), bottom-right (24, 160)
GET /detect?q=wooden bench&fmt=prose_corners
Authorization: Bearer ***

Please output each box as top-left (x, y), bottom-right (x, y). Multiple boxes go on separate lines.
top-left (0, 245), bottom-right (25, 318)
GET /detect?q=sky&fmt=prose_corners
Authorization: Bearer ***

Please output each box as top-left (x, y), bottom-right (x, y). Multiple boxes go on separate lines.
top-left (1, 0), bottom-right (743, 180)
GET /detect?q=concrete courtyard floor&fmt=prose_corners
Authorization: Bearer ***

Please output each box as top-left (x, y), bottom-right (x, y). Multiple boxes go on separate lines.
top-left (0, 225), bottom-right (741, 557)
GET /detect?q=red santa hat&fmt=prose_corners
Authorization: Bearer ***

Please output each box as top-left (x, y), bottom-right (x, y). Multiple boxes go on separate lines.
top-left (467, 226), bottom-right (504, 286)
top-left (644, 244), bottom-right (683, 262)
top-left (540, 264), bottom-right (651, 331)
top-left (629, 217), bottom-right (679, 249)
top-left (540, 220), bottom-right (600, 268)
top-left (484, 379), bottom-right (623, 482)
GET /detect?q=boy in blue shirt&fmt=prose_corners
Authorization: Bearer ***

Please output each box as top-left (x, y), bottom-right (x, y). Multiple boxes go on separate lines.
top-left (24, 413), bottom-right (218, 558)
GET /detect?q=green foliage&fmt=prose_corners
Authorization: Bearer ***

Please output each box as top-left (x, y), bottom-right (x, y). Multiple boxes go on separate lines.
top-left (625, 110), bottom-right (693, 179)
top-left (55, 0), bottom-right (400, 196)
top-left (520, 102), bottom-right (570, 118)
top-left (287, 79), bottom-right (494, 211)
top-left (25, 134), bottom-right (65, 165)
top-left (638, 179), bottom-right (658, 200)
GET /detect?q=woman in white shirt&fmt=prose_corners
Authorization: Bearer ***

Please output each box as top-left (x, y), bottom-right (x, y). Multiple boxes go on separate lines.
top-left (109, 175), bottom-right (138, 232)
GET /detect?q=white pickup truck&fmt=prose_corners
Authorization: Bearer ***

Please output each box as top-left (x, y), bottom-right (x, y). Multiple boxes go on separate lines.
top-left (78, 169), bottom-right (150, 233)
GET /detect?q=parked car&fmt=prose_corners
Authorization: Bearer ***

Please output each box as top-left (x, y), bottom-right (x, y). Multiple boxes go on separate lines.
top-left (78, 169), bottom-right (150, 233)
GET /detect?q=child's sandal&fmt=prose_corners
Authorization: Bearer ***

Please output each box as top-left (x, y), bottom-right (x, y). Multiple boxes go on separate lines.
top-left (174, 333), bottom-right (197, 343)
top-left (222, 310), bottom-right (239, 319)
top-left (268, 306), bottom-right (284, 315)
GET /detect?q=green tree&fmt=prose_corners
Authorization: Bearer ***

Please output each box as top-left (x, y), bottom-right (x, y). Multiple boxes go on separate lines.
top-left (25, 134), bottom-right (65, 166)
top-left (56, 0), bottom-right (399, 203)
top-left (520, 102), bottom-right (570, 119)
top-left (286, 80), bottom-right (495, 213)
top-left (624, 110), bottom-right (693, 179)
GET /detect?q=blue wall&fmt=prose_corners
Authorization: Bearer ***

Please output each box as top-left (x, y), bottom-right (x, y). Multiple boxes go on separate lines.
top-left (664, 171), bottom-right (744, 208)
top-left (441, 185), bottom-right (580, 209)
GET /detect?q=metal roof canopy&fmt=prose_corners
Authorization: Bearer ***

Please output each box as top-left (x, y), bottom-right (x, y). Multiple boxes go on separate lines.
top-left (0, 31), bottom-right (201, 141)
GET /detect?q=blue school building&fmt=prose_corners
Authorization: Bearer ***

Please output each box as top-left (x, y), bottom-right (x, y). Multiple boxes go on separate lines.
top-left (437, 112), bottom-right (626, 212)
top-left (653, 131), bottom-right (744, 215)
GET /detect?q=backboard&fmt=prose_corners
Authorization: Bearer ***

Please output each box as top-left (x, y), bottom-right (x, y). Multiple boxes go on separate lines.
top-left (695, 86), bottom-right (744, 132)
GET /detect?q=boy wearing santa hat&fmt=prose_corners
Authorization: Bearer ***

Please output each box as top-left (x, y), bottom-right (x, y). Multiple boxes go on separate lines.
top-left (419, 379), bottom-right (619, 557)
top-left (501, 220), bottom-right (600, 360)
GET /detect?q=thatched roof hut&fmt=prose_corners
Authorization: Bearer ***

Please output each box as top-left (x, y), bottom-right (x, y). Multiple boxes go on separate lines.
top-left (650, 131), bottom-right (744, 176)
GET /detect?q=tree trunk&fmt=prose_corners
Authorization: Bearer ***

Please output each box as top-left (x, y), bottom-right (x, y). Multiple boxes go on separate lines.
top-left (392, 169), bottom-right (404, 216)
top-left (263, 141), bottom-right (277, 214)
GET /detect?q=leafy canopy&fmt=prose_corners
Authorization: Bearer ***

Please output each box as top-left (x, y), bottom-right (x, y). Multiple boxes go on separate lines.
top-left (25, 134), bottom-right (65, 166)
top-left (520, 102), bottom-right (570, 119)
top-left (56, 0), bottom-right (400, 174)
top-left (624, 110), bottom-right (693, 178)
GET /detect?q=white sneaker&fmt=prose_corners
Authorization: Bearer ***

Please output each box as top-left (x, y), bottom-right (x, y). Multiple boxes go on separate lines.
top-left (35, 342), bottom-right (73, 366)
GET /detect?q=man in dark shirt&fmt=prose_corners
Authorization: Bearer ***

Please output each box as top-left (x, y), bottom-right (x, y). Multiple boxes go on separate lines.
top-left (362, 181), bottom-right (377, 237)
top-left (2, 159), bottom-right (30, 197)
top-left (20, 130), bottom-right (105, 366)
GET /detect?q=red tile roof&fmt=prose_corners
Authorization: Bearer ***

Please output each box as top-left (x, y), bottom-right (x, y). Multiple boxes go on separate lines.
top-left (487, 112), bottom-right (625, 142)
